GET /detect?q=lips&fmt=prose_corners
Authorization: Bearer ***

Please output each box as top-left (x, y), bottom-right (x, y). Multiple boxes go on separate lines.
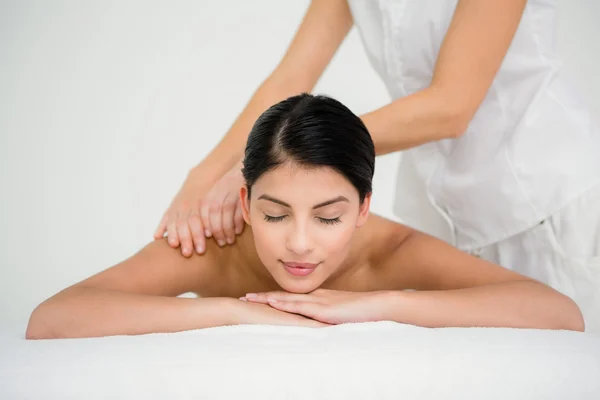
top-left (281, 261), bottom-right (319, 277)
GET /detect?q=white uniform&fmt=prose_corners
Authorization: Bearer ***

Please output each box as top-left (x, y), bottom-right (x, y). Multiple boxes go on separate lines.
top-left (347, 0), bottom-right (600, 333)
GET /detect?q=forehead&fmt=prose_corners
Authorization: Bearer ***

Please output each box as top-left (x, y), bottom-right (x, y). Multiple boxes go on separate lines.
top-left (252, 162), bottom-right (357, 199)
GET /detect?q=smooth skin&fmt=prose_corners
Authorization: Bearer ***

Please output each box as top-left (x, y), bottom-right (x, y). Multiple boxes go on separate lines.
top-left (27, 164), bottom-right (584, 339)
top-left (154, 0), bottom-right (529, 258)
top-left (27, 215), bottom-right (583, 339)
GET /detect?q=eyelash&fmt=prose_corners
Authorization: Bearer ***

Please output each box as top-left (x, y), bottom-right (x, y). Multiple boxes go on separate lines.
top-left (263, 214), bottom-right (342, 225)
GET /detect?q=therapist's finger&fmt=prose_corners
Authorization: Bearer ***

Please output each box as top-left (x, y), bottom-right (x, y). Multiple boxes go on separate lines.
top-left (209, 202), bottom-right (226, 247)
top-left (166, 219), bottom-right (179, 248)
top-left (176, 214), bottom-right (193, 257)
top-left (221, 195), bottom-right (237, 245)
top-left (188, 213), bottom-right (206, 255)
top-left (233, 201), bottom-right (245, 236)
top-left (200, 202), bottom-right (212, 238)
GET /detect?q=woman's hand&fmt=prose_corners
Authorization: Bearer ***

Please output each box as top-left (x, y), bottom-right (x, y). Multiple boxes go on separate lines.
top-left (241, 289), bottom-right (391, 325)
top-left (233, 298), bottom-right (330, 328)
top-left (153, 161), bottom-right (246, 257)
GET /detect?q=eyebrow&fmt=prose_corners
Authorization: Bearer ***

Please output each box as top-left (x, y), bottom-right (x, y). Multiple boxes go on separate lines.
top-left (257, 194), bottom-right (350, 209)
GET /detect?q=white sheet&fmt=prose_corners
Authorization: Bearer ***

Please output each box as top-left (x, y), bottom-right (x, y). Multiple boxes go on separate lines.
top-left (1, 321), bottom-right (600, 399)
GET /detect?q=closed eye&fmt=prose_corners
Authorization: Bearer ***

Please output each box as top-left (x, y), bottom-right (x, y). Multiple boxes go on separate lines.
top-left (263, 214), bottom-right (341, 225)
top-left (318, 217), bottom-right (341, 225)
top-left (264, 214), bottom-right (286, 222)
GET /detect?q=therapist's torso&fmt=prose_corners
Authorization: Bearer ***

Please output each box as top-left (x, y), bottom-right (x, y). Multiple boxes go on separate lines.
top-left (347, 0), bottom-right (600, 251)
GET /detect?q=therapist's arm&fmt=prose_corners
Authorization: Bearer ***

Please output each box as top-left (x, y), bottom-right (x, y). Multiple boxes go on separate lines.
top-left (192, 0), bottom-right (353, 179)
top-left (363, 0), bottom-right (528, 155)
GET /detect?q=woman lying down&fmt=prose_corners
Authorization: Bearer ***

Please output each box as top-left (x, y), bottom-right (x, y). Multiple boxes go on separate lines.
top-left (26, 94), bottom-right (584, 339)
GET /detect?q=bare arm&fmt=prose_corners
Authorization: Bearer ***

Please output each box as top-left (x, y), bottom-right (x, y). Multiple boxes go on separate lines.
top-left (25, 240), bottom-right (225, 339)
top-left (191, 0), bottom-right (353, 183)
top-left (361, 0), bottom-right (528, 155)
top-left (26, 240), bottom-right (323, 339)
top-left (380, 228), bottom-right (584, 331)
top-left (26, 287), bottom-right (238, 339)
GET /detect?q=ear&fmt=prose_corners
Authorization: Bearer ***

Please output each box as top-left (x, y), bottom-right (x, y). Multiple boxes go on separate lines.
top-left (240, 186), bottom-right (252, 225)
top-left (356, 193), bottom-right (371, 228)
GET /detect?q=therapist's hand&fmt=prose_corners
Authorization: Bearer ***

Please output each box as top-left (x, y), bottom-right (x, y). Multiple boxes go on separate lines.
top-left (153, 161), bottom-right (246, 257)
top-left (199, 161), bottom-right (246, 247)
top-left (241, 289), bottom-right (390, 325)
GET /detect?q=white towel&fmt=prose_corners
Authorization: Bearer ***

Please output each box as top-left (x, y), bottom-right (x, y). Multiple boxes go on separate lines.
top-left (1, 321), bottom-right (599, 399)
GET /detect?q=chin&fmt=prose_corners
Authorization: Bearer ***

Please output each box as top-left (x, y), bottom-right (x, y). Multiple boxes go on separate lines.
top-left (274, 275), bottom-right (324, 294)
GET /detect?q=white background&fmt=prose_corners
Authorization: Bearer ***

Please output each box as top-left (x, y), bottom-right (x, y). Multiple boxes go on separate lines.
top-left (1, 0), bottom-right (599, 336)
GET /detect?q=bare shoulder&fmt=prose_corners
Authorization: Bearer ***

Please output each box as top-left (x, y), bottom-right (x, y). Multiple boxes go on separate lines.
top-left (369, 217), bottom-right (530, 292)
top-left (67, 229), bottom-right (266, 300)
top-left (332, 213), bottom-right (415, 291)
top-left (69, 238), bottom-right (223, 297)
top-left (358, 213), bottom-right (414, 265)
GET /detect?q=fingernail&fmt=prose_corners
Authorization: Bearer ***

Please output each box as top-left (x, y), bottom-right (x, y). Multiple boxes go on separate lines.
top-left (183, 247), bottom-right (190, 255)
top-left (205, 230), bottom-right (212, 237)
top-left (169, 238), bottom-right (177, 245)
top-left (268, 299), bottom-right (278, 304)
top-left (227, 237), bottom-right (234, 245)
top-left (239, 297), bottom-right (247, 301)
top-left (245, 293), bottom-right (257, 299)
top-left (217, 240), bottom-right (225, 247)
top-left (196, 245), bottom-right (204, 253)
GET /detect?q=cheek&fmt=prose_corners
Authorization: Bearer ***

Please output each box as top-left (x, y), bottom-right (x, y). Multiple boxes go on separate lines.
top-left (254, 225), bottom-right (280, 247)
top-left (249, 219), bottom-right (282, 261)
top-left (323, 224), bottom-right (351, 243)
top-left (320, 226), bottom-right (354, 258)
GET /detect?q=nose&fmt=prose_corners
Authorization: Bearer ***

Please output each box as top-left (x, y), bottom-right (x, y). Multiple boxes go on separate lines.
top-left (285, 221), bottom-right (314, 256)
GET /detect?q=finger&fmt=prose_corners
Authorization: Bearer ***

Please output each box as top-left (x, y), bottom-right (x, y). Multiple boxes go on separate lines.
top-left (209, 202), bottom-right (226, 247)
top-left (233, 200), bottom-right (245, 235)
top-left (268, 300), bottom-right (320, 319)
top-left (221, 195), bottom-right (236, 245)
top-left (188, 213), bottom-right (205, 254)
top-left (176, 215), bottom-right (194, 257)
top-left (200, 202), bottom-right (212, 238)
top-left (245, 292), bottom-right (315, 304)
top-left (241, 293), bottom-right (270, 304)
top-left (153, 213), bottom-right (168, 240)
top-left (166, 218), bottom-right (179, 248)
